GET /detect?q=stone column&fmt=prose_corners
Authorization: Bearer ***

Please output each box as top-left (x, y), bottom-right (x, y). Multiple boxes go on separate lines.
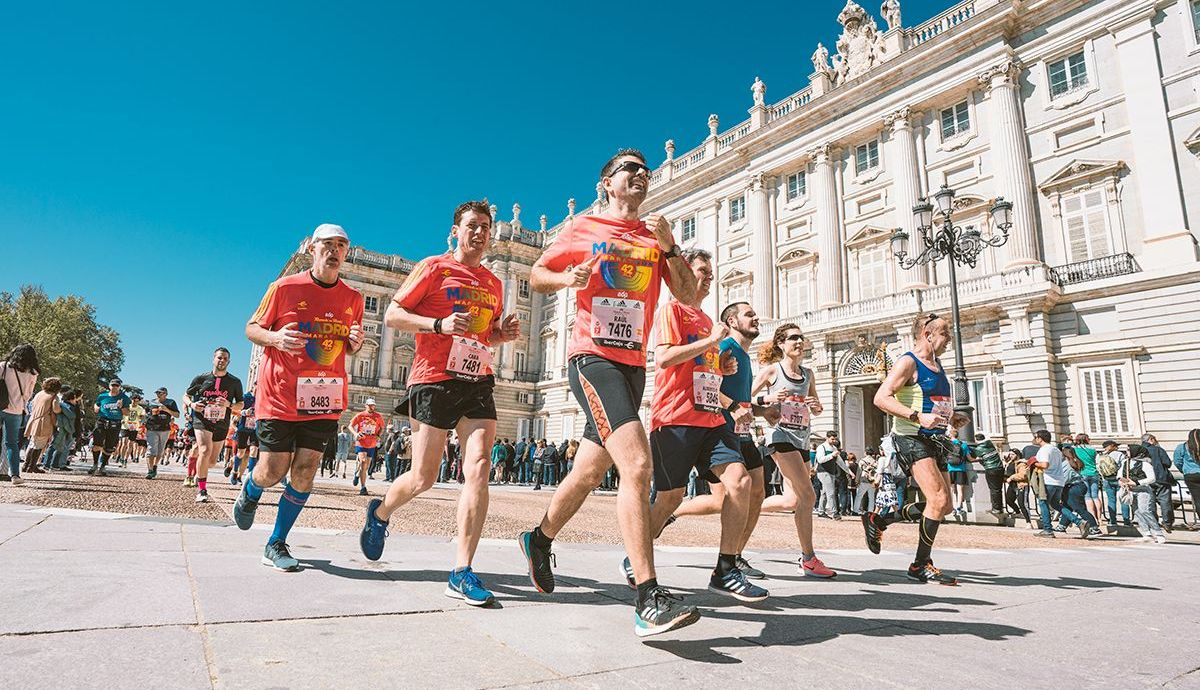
top-left (748, 173), bottom-right (775, 318)
top-left (377, 325), bottom-right (395, 385)
top-left (1111, 13), bottom-right (1196, 265)
top-left (979, 58), bottom-right (1039, 267)
top-left (812, 145), bottom-right (844, 307)
top-left (885, 106), bottom-right (930, 288)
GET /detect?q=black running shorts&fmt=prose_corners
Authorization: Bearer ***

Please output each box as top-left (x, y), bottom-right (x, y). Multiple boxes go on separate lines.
top-left (121, 429), bottom-right (138, 441)
top-left (650, 424), bottom-right (744, 491)
top-left (256, 418), bottom-right (338, 454)
top-left (738, 437), bottom-right (764, 472)
top-left (408, 376), bottom-right (497, 430)
top-left (568, 355), bottom-right (645, 446)
top-left (891, 433), bottom-right (949, 474)
top-left (235, 429), bottom-right (258, 450)
top-left (93, 419), bottom-right (122, 454)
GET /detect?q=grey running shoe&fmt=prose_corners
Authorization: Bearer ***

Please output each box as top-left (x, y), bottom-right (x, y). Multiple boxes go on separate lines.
top-left (634, 587), bottom-right (700, 638)
top-left (262, 541), bottom-right (300, 572)
top-left (735, 555), bottom-right (766, 579)
top-left (232, 484), bottom-right (259, 530)
top-left (709, 568), bottom-right (769, 602)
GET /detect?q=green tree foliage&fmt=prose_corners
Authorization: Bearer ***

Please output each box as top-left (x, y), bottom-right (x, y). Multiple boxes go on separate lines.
top-left (0, 286), bottom-right (125, 421)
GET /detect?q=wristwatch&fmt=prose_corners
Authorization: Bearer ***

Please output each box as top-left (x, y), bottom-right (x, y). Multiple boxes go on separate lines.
top-left (907, 409), bottom-right (919, 422)
top-left (663, 244), bottom-right (682, 259)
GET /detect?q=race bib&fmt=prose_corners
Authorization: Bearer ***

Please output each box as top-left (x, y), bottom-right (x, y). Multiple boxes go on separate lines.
top-left (779, 394), bottom-right (811, 430)
top-left (732, 402), bottom-right (753, 436)
top-left (446, 336), bottom-right (493, 382)
top-left (296, 374), bottom-right (345, 415)
top-left (203, 403), bottom-right (225, 422)
top-left (930, 396), bottom-right (953, 426)
top-left (692, 371), bottom-right (721, 413)
top-left (245, 417), bottom-right (256, 430)
top-left (591, 297), bottom-right (644, 350)
top-left (360, 421), bottom-right (377, 435)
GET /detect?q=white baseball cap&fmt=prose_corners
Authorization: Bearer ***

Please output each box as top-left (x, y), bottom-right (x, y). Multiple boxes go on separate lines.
top-left (312, 223), bottom-right (349, 242)
top-left (365, 398), bottom-right (376, 406)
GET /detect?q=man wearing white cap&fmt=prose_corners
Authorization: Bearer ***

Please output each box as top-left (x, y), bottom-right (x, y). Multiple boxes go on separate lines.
top-left (350, 398), bottom-right (385, 496)
top-left (236, 223), bottom-right (365, 572)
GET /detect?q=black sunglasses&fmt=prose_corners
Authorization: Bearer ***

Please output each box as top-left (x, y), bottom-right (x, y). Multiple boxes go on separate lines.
top-left (923, 313), bottom-right (940, 326)
top-left (607, 160), bottom-right (651, 178)
top-left (783, 333), bottom-right (805, 342)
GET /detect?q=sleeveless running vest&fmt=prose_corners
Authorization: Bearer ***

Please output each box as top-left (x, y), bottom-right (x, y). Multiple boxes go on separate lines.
top-left (764, 362), bottom-right (813, 449)
top-left (893, 351), bottom-right (952, 437)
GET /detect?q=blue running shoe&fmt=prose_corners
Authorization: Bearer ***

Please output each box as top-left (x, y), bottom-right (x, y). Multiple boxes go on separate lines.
top-left (232, 483), bottom-right (259, 531)
top-left (359, 498), bottom-right (389, 561)
top-left (353, 473), bottom-right (359, 487)
top-left (708, 568), bottom-right (770, 603)
top-left (620, 556), bottom-right (636, 589)
top-left (446, 567), bottom-right (495, 606)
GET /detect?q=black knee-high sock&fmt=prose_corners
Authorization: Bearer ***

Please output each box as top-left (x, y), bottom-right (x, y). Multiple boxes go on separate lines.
top-left (914, 515), bottom-right (941, 566)
top-left (91, 450), bottom-right (100, 466)
top-left (874, 500), bottom-right (926, 529)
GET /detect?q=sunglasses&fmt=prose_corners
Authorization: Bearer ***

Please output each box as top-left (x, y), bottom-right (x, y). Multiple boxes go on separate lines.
top-left (923, 313), bottom-right (940, 326)
top-left (783, 333), bottom-right (805, 342)
top-left (607, 160), bottom-right (651, 178)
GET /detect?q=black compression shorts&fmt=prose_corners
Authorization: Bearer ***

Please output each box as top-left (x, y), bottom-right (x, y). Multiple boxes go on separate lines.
top-left (568, 355), bottom-right (645, 446)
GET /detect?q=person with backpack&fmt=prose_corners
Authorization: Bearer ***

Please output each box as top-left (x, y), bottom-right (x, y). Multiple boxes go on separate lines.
top-left (1172, 429), bottom-right (1200, 529)
top-left (1003, 449), bottom-right (1031, 525)
top-left (1142, 434), bottom-right (1176, 531)
top-left (1, 344), bottom-right (41, 484)
top-left (972, 434), bottom-right (1004, 516)
top-left (1053, 445), bottom-right (1100, 537)
top-left (1072, 433), bottom-right (1103, 524)
top-left (1121, 444), bottom-right (1167, 543)
top-left (1098, 440), bottom-right (1132, 527)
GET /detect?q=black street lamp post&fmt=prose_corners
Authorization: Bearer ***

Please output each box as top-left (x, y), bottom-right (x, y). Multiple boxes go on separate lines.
top-left (890, 186), bottom-right (1014, 444)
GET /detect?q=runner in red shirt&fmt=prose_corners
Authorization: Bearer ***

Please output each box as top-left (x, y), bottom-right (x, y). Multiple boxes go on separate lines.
top-left (350, 399), bottom-right (385, 496)
top-left (615, 249), bottom-right (767, 603)
top-left (518, 148), bottom-right (700, 637)
top-left (234, 223), bottom-right (365, 573)
top-left (359, 200), bottom-right (520, 606)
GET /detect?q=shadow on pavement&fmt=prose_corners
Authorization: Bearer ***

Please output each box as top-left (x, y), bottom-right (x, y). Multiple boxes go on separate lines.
top-left (643, 610), bottom-right (1032, 663)
top-left (952, 571), bottom-right (1161, 590)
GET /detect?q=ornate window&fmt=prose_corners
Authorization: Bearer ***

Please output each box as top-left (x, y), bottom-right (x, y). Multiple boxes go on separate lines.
top-left (855, 140), bottom-right (880, 175)
top-left (854, 243), bottom-right (889, 299)
top-left (728, 196), bottom-right (746, 224)
top-left (518, 279), bottom-right (530, 300)
top-left (1039, 160), bottom-right (1128, 264)
top-left (364, 295), bottom-right (380, 314)
top-left (1048, 51), bottom-right (1088, 99)
top-left (727, 281), bottom-right (750, 304)
top-left (940, 101), bottom-right (970, 139)
top-left (776, 248), bottom-right (815, 317)
top-left (356, 356), bottom-right (375, 378)
top-left (786, 172), bottom-right (807, 201)
top-left (1079, 364), bottom-right (1131, 435)
top-left (682, 216), bottom-right (696, 242)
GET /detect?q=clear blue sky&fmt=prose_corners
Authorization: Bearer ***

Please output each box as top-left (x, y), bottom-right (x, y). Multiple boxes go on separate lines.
top-left (1, 0), bottom-right (947, 398)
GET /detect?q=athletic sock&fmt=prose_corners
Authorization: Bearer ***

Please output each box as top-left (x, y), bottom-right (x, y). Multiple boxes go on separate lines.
top-left (716, 553), bottom-right (737, 576)
top-left (244, 475), bottom-right (264, 502)
top-left (913, 515), bottom-right (941, 566)
top-left (532, 525), bottom-right (553, 547)
top-left (900, 501), bottom-right (926, 523)
top-left (91, 450), bottom-right (100, 465)
top-left (269, 483), bottom-right (309, 544)
top-left (99, 453), bottom-right (109, 468)
top-left (247, 456), bottom-right (257, 472)
top-left (635, 577), bottom-right (659, 607)
top-left (197, 479), bottom-right (207, 492)
top-left (801, 551), bottom-right (816, 562)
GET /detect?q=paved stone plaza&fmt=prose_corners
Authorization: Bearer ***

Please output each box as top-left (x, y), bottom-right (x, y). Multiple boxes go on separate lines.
top-left (1, 502), bottom-right (1196, 689)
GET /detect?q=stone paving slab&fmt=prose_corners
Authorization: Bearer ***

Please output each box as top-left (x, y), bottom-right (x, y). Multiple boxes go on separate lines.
top-left (1, 502), bottom-right (1198, 689)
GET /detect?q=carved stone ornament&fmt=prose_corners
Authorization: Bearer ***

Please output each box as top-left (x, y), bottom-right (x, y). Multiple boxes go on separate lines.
top-left (882, 105), bottom-right (912, 129)
top-left (567, 198), bottom-right (576, 215)
top-left (665, 139), bottom-right (675, 158)
top-left (708, 113), bottom-right (719, 137)
top-left (811, 42), bottom-right (833, 77)
top-left (832, 1), bottom-right (885, 85)
top-left (751, 76), bottom-right (766, 106)
top-left (880, 0), bottom-right (901, 32)
top-left (977, 58), bottom-right (1023, 90)
top-left (807, 143), bottom-right (833, 163)
top-left (749, 171), bottom-right (766, 192)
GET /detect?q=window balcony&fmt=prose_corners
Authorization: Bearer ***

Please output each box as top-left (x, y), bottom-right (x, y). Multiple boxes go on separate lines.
top-left (1049, 253), bottom-right (1138, 287)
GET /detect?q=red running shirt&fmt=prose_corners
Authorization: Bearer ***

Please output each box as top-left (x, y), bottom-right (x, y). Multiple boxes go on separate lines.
top-left (392, 254), bottom-right (503, 386)
top-left (350, 411), bottom-right (386, 448)
top-left (650, 301), bottom-right (724, 431)
top-left (538, 216), bottom-right (672, 368)
top-left (250, 271), bottom-right (364, 422)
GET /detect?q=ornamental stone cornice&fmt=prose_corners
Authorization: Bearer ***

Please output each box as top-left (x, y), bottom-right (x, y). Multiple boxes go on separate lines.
top-left (807, 144), bottom-right (834, 163)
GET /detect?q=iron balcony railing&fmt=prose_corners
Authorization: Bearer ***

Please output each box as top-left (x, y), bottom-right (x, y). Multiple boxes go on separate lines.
top-left (1049, 252), bottom-right (1138, 286)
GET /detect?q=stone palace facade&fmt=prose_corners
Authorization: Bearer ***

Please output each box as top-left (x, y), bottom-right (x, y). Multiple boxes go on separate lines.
top-left (253, 0), bottom-right (1200, 454)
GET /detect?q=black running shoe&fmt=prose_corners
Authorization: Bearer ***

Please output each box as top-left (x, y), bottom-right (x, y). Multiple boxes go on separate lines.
top-left (708, 568), bottom-right (769, 603)
top-left (735, 555), bottom-right (766, 580)
top-left (906, 559), bottom-right (958, 586)
top-left (518, 530), bottom-right (556, 593)
top-left (634, 586), bottom-right (700, 638)
top-left (862, 513), bottom-right (883, 555)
